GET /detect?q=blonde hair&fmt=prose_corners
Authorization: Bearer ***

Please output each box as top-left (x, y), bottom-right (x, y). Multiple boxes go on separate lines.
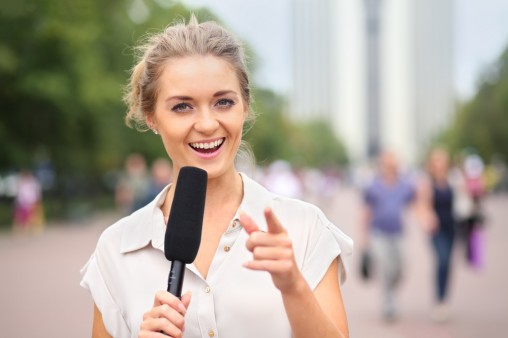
top-left (124, 15), bottom-right (254, 131)
top-left (426, 147), bottom-right (450, 179)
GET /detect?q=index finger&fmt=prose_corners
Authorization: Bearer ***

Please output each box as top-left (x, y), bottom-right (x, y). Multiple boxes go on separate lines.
top-left (264, 207), bottom-right (285, 234)
top-left (239, 211), bottom-right (260, 235)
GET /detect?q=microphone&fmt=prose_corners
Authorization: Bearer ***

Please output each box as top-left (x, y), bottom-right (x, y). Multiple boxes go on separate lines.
top-left (164, 166), bottom-right (207, 297)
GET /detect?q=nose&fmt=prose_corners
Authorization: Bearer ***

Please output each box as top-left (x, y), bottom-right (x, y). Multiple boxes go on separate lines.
top-left (194, 108), bottom-right (219, 134)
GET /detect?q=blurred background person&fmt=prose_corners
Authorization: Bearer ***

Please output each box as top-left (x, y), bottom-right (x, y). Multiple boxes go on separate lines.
top-left (114, 153), bottom-right (150, 214)
top-left (137, 157), bottom-right (173, 208)
top-left (461, 153), bottom-right (487, 269)
top-left (359, 150), bottom-right (416, 322)
top-left (417, 147), bottom-right (457, 322)
top-left (12, 169), bottom-right (44, 233)
top-left (262, 160), bottom-right (303, 199)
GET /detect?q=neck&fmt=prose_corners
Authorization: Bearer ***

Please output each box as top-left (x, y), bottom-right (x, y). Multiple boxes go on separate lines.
top-left (161, 168), bottom-right (243, 220)
top-left (432, 173), bottom-right (448, 186)
top-left (204, 170), bottom-right (244, 210)
top-left (381, 173), bottom-right (398, 185)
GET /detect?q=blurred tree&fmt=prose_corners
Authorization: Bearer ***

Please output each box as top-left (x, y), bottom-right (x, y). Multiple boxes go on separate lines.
top-left (292, 120), bottom-right (349, 167)
top-left (441, 44), bottom-right (508, 161)
top-left (0, 0), bottom-right (347, 196)
top-left (0, 0), bottom-right (215, 177)
top-left (246, 88), bottom-right (294, 164)
top-left (246, 88), bottom-right (348, 167)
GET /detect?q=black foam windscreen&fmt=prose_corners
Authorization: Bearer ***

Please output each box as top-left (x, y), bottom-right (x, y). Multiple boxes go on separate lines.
top-left (164, 166), bottom-right (207, 263)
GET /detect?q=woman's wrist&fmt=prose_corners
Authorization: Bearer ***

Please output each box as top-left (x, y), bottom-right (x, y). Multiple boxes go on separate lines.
top-left (279, 271), bottom-right (309, 298)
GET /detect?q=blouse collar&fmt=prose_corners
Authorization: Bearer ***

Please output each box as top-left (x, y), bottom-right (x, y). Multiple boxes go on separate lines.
top-left (119, 173), bottom-right (274, 254)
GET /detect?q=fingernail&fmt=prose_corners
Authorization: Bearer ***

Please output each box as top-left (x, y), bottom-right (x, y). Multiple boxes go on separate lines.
top-left (178, 303), bottom-right (187, 314)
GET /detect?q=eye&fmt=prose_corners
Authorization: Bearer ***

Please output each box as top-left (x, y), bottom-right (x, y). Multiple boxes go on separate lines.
top-left (171, 102), bottom-right (192, 113)
top-left (215, 98), bottom-right (235, 109)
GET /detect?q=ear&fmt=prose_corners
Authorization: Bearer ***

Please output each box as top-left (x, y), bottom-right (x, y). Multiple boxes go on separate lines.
top-left (146, 114), bottom-right (155, 128)
top-left (145, 114), bottom-right (158, 134)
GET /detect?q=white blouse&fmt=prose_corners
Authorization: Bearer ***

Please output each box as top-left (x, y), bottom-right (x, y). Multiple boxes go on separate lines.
top-left (80, 173), bottom-right (353, 338)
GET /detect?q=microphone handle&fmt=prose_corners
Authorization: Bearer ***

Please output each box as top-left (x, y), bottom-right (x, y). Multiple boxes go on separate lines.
top-left (167, 260), bottom-right (185, 298)
top-left (160, 261), bottom-right (186, 336)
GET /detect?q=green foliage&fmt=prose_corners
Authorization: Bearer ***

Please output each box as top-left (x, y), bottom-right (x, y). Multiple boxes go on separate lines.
top-left (246, 88), bottom-right (348, 167)
top-left (0, 0), bottom-right (347, 189)
top-left (292, 121), bottom-right (349, 167)
top-left (442, 44), bottom-right (508, 161)
top-left (0, 0), bottom-right (215, 175)
top-left (246, 88), bottom-right (293, 164)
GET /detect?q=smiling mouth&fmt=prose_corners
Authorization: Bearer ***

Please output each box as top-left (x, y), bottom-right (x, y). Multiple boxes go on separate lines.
top-left (189, 138), bottom-right (225, 153)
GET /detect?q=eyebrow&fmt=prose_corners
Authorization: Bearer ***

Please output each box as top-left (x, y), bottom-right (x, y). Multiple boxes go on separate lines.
top-left (165, 90), bottom-right (238, 102)
top-left (213, 90), bottom-right (238, 97)
top-left (166, 95), bottom-right (192, 102)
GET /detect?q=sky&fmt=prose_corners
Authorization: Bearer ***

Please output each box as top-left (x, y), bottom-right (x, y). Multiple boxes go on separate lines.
top-left (182, 0), bottom-right (508, 101)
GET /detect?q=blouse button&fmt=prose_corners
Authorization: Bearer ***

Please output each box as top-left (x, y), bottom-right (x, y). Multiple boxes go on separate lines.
top-left (205, 286), bottom-right (211, 293)
top-left (224, 245), bottom-right (231, 252)
top-left (208, 330), bottom-right (215, 337)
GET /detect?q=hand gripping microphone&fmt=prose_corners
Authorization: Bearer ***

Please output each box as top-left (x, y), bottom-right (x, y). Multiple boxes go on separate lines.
top-left (164, 166), bottom-right (207, 297)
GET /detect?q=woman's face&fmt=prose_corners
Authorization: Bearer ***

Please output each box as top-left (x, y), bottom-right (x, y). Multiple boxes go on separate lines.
top-left (429, 149), bottom-right (450, 179)
top-left (149, 55), bottom-right (248, 179)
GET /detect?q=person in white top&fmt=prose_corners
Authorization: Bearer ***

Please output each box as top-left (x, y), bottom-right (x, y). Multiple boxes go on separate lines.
top-left (81, 15), bottom-right (353, 338)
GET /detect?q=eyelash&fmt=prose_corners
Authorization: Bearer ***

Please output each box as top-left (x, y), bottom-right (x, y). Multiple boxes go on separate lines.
top-left (171, 102), bottom-right (192, 113)
top-left (170, 99), bottom-right (235, 113)
top-left (216, 98), bottom-right (235, 108)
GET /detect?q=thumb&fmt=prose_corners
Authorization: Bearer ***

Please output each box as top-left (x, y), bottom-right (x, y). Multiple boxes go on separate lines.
top-left (181, 291), bottom-right (192, 311)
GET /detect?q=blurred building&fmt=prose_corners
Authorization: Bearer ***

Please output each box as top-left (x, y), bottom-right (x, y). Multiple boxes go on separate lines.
top-left (290, 0), bottom-right (454, 164)
top-left (291, 0), bottom-right (338, 121)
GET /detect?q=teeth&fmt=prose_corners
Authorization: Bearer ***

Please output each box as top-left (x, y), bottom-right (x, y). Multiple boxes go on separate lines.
top-left (190, 138), bottom-right (224, 149)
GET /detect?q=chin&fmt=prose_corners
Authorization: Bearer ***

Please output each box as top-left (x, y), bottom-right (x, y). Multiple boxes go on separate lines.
top-left (202, 164), bottom-right (236, 180)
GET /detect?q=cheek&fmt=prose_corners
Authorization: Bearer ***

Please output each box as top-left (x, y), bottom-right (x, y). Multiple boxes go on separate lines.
top-left (233, 120), bottom-right (246, 141)
top-left (159, 137), bottom-right (176, 159)
top-left (159, 129), bottom-right (185, 155)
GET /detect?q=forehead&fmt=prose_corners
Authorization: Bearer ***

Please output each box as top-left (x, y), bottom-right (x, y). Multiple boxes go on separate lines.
top-left (157, 55), bottom-right (240, 95)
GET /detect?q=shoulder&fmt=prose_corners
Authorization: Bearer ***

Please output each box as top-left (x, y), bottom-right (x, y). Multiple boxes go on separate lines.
top-left (242, 173), bottom-right (325, 226)
top-left (95, 216), bottom-right (131, 253)
top-left (273, 194), bottom-right (325, 224)
top-left (95, 203), bottom-right (155, 260)
top-left (93, 218), bottom-right (133, 267)
top-left (98, 185), bottom-right (169, 256)
top-left (270, 192), bottom-right (337, 244)
top-left (398, 174), bottom-right (417, 193)
top-left (362, 177), bottom-right (380, 201)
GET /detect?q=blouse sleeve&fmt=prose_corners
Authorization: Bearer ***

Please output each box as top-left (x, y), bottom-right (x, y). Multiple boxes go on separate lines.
top-left (80, 251), bottom-right (131, 337)
top-left (300, 208), bottom-right (354, 290)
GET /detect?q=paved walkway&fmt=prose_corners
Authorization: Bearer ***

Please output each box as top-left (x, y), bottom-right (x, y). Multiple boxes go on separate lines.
top-left (0, 190), bottom-right (507, 337)
top-left (325, 189), bottom-right (508, 338)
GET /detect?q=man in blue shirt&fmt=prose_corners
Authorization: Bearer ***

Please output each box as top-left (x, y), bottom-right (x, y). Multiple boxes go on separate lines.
top-left (360, 150), bottom-right (415, 321)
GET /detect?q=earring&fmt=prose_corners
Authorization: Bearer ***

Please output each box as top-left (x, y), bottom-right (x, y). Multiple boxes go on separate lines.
top-left (152, 128), bottom-right (158, 135)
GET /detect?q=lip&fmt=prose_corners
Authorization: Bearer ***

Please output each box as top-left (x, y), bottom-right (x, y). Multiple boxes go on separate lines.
top-left (188, 137), bottom-right (225, 159)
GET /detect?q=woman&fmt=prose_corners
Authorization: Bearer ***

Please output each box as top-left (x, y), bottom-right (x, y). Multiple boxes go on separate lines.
top-left (418, 147), bottom-right (456, 322)
top-left (81, 16), bottom-right (353, 338)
